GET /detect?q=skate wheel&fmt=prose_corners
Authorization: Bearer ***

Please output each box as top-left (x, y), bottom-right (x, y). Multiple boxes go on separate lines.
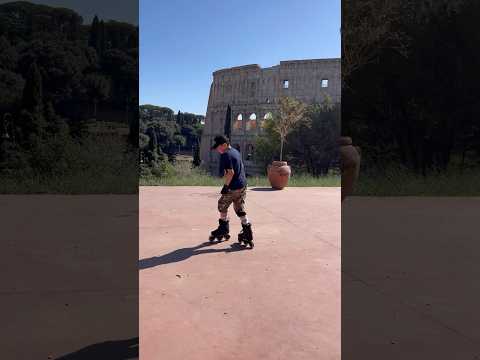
top-left (225, 234), bottom-right (231, 240)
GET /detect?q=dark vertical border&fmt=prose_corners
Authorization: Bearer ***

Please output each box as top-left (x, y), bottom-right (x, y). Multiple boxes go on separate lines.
top-left (0, 1), bottom-right (139, 358)
top-left (342, 0), bottom-right (480, 358)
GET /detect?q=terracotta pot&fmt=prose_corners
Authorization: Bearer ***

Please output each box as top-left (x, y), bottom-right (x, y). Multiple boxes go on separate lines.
top-left (338, 137), bottom-right (361, 201)
top-left (267, 161), bottom-right (291, 190)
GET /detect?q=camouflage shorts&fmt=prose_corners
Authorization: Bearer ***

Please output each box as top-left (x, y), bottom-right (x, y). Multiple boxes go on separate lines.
top-left (218, 187), bottom-right (247, 216)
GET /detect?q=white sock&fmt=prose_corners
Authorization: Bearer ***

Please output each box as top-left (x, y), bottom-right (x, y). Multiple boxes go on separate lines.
top-left (240, 216), bottom-right (249, 225)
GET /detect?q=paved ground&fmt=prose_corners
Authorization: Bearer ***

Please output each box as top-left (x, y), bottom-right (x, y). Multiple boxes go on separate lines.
top-left (3, 190), bottom-right (476, 359)
top-left (140, 186), bottom-right (341, 360)
top-left (1, 195), bottom-right (138, 359)
top-left (342, 197), bottom-right (480, 359)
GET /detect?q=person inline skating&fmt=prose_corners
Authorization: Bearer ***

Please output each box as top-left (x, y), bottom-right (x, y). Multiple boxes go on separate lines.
top-left (209, 135), bottom-right (254, 248)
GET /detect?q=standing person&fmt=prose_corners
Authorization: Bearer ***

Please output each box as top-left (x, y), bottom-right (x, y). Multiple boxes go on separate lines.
top-left (209, 135), bottom-right (254, 248)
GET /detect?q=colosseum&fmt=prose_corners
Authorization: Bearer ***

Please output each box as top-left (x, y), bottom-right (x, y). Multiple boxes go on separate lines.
top-left (200, 58), bottom-right (341, 175)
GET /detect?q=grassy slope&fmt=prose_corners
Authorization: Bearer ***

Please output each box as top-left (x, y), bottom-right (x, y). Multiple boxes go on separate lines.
top-left (140, 161), bottom-right (341, 187)
top-left (354, 166), bottom-right (480, 196)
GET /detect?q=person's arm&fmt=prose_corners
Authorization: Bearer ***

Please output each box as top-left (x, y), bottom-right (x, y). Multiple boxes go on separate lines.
top-left (220, 155), bottom-right (235, 194)
top-left (223, 169), bottom-right (235, 186)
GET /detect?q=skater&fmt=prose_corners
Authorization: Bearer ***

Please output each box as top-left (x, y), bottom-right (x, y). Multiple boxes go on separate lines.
top-left (209, 135), bottom-right (254, 248)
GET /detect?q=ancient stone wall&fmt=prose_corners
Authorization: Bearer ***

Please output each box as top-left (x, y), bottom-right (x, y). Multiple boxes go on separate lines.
top-left (200, 59), bottom-right (341, 175)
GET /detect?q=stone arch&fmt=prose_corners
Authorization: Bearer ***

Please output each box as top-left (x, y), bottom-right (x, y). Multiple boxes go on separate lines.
top-left (246, 113), bottom-right (257, 131)
top-left (234, 113), bottom-right (243, 131)
top-left (261, 112), bottom-right (273, 130)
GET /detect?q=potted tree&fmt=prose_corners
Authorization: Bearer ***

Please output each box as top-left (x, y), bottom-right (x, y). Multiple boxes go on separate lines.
top-left (338, 136), bottom-right (361, 201)
top-left (267, 96), bottom-right (307, 189)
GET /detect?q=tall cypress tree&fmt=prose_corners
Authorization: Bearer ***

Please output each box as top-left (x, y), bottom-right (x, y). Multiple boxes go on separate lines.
top-left (22, 62), bottom-right (43, 114)
top-left (89, 15), bottom-right (100, 49)
top-left (99, 20), bottom-right (106, 55)
top-left (193, 142), bottom-right (201, 167)
top-left (224, 104), bottom-right (232, 140)
top-left (89, 16), bottom-right (106, 55)
top-left (177, 111), bottom-right (183, 126)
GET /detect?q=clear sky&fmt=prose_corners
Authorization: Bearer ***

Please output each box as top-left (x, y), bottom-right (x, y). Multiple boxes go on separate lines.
top-left (140, 0), bottom-right (340, 115)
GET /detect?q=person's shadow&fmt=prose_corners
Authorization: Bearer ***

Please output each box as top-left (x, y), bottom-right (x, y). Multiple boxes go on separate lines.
top-left (250, 187), bottom-right (278, 192)
top-left (139, 241), bottom-right (248, 270)
top-left (55, 337), bottom-right (138, 359)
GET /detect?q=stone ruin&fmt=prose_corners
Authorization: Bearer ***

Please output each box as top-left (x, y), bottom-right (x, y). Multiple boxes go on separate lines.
top-left (200, 58), bottom-right (341, 175)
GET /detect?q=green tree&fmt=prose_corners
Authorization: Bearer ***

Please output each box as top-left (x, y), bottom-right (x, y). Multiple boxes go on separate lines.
top-left (0, 69), bottom-right (24, 114)
top-left (88, 16), bottom-right (106, 56)
top-left (22, 62), bottom-right (43, 113)
top-left (342, 0), bottom-right (479, 174)
top-left (128, 106), bottom-right (139, 146)
top-left (174, 134), bottom-right (186, 147)
top-left (192, 143), bottom-right (201, 167)
top-left (99, 20), bottom-right (106, 55)
top-left (177, 110), bottom-right (183, 126)
top-left (18, 38), bottom-right (92, 107)
top-left (254, 116), bottom-right (280, 169)
top-left (341, 0), bottom-right (408, 86)
top-left (288, 101), bottom-right (340, 175)
top-left (273, 96), bottom-right (308, 161)
top-left (84, 73), bottom-right (111, 120)
top-left (44, 102), bottom-right (69, 137)
top-left (139, 133), bottom-right (150, 150)
top-left (0, 36), bottom-right (18, 71)
top-left (88, 15), bottom-right (100, 50)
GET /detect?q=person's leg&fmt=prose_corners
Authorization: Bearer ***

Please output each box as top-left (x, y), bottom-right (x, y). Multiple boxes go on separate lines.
top-left (210, 193), bottom-right (234, 241)
top-left (232, 188), bottom-right (249, 224)
top-left (218, 193), bottom-right (234, 220)
top-left (240, 215), bottom-right (249, 224)
top-left (233, 188), bottom-right (254, 247)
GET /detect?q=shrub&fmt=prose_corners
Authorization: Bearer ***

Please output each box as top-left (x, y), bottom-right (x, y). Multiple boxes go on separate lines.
top-left (151, 160), bottom-right (175, 177)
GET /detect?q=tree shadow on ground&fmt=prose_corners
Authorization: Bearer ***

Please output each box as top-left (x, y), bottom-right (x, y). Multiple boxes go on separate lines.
top-left (249, 187), bottom-right (278, 191)
top-left (139, 242), bottom-right (248, 270)
top-left (55, 337), bottom-right (138, 359)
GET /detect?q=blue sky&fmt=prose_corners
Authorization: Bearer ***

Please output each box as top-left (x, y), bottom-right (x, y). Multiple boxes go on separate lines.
top-left (140, 0), bottom-right (341, 115)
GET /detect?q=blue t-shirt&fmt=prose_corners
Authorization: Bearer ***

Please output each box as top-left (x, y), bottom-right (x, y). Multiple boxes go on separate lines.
top-left (220, 147), bottom-right (247, 190)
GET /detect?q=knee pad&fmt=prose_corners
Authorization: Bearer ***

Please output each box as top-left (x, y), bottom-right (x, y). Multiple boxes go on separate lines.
top-left (235, 210), bottom-right (247, 217)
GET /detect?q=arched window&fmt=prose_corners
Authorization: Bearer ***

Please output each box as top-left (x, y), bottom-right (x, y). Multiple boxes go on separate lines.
top-left (261, 112), bottom-right (273, 130)
top-left (246, 113), bottom-right (257, 131)
top-left (234, 114), bottom-right (243, 130)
